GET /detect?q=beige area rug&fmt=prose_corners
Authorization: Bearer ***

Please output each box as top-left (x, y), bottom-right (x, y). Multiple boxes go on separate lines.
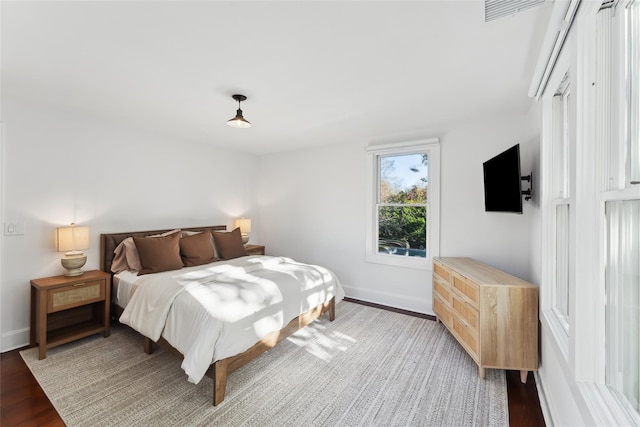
top-left (21, 301), bottom-right (507, 426)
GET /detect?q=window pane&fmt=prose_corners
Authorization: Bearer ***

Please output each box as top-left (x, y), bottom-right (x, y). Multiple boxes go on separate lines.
top-left (556, 204), bottom-right (570, 323)
top-left (606, 199), bottom-right (640, 415)
top-left (552, 76), bottom-right (570, 198)
top-left (379, 153), bottom-right (428, 204)
top-left (378, 205), bottom-right (426, 258)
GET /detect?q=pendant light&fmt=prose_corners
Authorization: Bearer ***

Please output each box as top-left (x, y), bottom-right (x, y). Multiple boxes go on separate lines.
top-left (227, 94), bottom-right (251, 128)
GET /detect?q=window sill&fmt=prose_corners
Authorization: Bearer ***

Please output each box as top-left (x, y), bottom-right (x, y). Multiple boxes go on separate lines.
top-left (366, 252), bottom-right (431, 270)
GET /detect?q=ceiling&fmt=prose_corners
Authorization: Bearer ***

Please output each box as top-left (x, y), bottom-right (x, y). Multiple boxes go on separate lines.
top-left (1, 1), bottom-right (551, 156)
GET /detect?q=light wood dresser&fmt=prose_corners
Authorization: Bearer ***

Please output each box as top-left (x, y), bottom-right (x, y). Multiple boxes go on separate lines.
top-left (432, 257), bottom-right (538, 383)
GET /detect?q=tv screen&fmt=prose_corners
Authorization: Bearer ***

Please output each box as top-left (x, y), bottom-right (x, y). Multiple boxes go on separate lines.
top-left (483, 144), bottom-right (523, 214)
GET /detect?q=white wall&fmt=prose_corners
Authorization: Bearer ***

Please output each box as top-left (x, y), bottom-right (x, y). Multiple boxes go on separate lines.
top-left (440, 113), bottom-right (539, 281)
top-left (0, 99), bottom-right (258, 351)
top-left (256, 109), bottom-right (540, 314)
top-left (0, 97), bottom-right (542, 351)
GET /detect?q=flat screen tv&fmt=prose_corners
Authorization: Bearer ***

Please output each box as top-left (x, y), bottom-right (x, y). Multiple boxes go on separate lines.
top-left (483, 144), bottom-right (523, 214)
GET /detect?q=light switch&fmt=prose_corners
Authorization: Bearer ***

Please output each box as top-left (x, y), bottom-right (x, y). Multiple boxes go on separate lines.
top-left (4, 221), bottom-right (25, 235)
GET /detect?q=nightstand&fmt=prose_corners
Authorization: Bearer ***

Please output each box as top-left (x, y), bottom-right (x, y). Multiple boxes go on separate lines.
top-left (30, 270), bottom-right (111, 360)
top-left (245, 244), bottom-right (265, 255)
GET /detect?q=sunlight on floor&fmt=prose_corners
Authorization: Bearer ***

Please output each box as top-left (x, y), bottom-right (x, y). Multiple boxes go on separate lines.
top-left (287, 324), bottom-right (356, 362)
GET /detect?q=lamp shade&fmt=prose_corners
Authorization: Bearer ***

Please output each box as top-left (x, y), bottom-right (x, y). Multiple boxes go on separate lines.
top-left (227, 109), bottom-right (252, 128)
top-left (234, 218), bottom-right (252, 233)
top-left (56, 226), bottom-right (89, 253)
top-left (227, 94), bottom-right (251, 128)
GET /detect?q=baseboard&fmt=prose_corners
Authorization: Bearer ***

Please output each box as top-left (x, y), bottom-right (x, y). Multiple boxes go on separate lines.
top-left (1, 327), bottom-right (30, 352)
top-left (534, 370), bottom-right (554, 427)
top-left (344, 297), bottom-right (436, 321)
top-left (341, 285), bottom-right (434, 316)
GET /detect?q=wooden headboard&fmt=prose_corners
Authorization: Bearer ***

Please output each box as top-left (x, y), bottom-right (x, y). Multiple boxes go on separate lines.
top-left (100, 225), bottom-right (226, 274)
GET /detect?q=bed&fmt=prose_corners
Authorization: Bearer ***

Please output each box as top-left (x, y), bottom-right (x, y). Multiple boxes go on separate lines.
top-left (100, 225), bottom-right (344, 405)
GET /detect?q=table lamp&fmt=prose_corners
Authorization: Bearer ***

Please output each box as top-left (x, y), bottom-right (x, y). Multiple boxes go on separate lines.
top-left (233, 218), bottom-right (252, 245)
top-left (56, 223), bottom-right (89, 276)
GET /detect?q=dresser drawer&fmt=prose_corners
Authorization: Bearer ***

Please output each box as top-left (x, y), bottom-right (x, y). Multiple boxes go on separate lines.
top-left (433, 295), bottom-right (453, 329)
top-left (47, 280), bottom-right (105, 313)
top-left (452, 293), bottom-right (479, 332)
top-left (452, 274), bottom-right (479, 306)
top-left (433, 278), bottom-right (451, 303)
top-left (452, 316), bottom-right (478, 359)
top-left (433, 261), bottom-right (451, 283)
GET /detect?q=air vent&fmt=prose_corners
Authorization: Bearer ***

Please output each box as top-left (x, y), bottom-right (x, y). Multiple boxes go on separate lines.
top-left (485, 0), bottom-right (545, 22)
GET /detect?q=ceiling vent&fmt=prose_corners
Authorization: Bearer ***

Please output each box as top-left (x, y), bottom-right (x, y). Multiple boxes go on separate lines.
top-left (485, 0), bottom-right (545, 22)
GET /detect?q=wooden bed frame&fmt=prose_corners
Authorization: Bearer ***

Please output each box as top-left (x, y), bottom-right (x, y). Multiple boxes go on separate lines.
top-left (100, 226), bottom-right (336, 406)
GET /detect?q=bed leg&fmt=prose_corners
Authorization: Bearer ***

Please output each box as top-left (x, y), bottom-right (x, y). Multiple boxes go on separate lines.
top-left (212, 360), bottom-right (228, 406)
top-left (144, 337), bottom-right (156, 354)
top-left (329, 297), bottom-right (336, 322)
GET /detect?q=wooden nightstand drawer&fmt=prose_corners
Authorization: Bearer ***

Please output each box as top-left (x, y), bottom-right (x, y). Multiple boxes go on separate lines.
top-left (48, 280), bottom-right (105, 313)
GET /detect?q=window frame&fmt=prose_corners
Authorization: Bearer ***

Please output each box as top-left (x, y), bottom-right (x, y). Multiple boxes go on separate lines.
top-left (365, 139), bottom-right (440, 270)
top-left (551, 73), bottom-right (573, 333)
top-left (541, 47), bottom-right (573, 357)
top-left (597, 0), bottom-right (640, 420)
top-left (540, 1), bottom-right (640, 424)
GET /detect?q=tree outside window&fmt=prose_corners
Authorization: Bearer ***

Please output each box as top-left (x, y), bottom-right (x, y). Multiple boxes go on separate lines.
top-left (377, 153), bottom-right (428, 258)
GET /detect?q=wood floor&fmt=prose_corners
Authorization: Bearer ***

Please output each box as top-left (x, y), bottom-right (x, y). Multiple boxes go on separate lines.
top-left (1, 301), bottom-right (545, 427)
top-left (1, 349), bottom-right (64, 427)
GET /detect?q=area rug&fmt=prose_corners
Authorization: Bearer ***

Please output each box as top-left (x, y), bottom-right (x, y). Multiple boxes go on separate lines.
top-left (21, 301), bottom-right (507, 426)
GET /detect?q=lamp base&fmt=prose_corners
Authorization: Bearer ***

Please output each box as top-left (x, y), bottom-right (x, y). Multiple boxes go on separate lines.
top-left (241, 233), bottom-right (249, 245)
top-left (61, 253), bottom-right (87, 277)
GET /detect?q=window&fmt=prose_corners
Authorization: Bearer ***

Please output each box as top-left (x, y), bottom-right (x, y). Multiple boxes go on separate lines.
top-left (602, 0), bottom-right (640, 420)
top-left (552, 74), bottom-right (572, 330)
top-left (539, 0), bottom-right (640, 423)
top-left (541, 59), bottom-right (573, 349)
top-left (366, 139), bottom-right (440, 269)
top-left (531, 0), bottom-right (640, 423)
top-left (378, 153), bottom-right (427, 257)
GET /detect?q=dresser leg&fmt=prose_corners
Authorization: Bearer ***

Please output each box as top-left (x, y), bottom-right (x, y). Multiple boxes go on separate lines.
top-left (520, 370), bottom-right (528, 383)
top-left (478, 366), bottom-right (486, 379)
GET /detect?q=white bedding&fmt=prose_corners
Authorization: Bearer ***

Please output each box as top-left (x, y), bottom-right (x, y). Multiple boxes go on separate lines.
top-left (118, 255), bottom-right (344, 384)
top-left (112, 270), bottom-right (139, 308)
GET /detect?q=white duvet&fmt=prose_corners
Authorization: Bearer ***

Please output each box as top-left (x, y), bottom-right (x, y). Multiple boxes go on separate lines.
top-left (119, 255), bottom-right (345, 384)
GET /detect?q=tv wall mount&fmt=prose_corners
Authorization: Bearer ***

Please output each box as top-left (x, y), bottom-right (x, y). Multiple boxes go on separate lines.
top-left (521, 172), bottom-right (533, 201)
